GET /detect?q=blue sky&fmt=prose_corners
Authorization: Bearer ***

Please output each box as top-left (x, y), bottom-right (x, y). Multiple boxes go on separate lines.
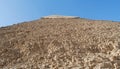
top-left (0, 0), bottom-right (120, 27)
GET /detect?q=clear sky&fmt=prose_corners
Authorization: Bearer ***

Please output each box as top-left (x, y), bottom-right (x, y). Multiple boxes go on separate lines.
top-left (0, 0), bottom-right (120, 27)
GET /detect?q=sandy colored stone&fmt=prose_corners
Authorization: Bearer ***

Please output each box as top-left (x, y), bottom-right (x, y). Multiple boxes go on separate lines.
top-left (0, 16), bottom-right (120, 69)
top-left (42, 15), bottom-right (80, 19)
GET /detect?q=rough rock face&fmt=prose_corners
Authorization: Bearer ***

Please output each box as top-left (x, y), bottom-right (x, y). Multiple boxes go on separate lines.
top-left (0, 16), bottom-right (120, 69)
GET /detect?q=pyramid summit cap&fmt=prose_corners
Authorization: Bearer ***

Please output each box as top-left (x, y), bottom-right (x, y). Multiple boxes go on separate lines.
top-left (42, 15), bottom-right (80, 19)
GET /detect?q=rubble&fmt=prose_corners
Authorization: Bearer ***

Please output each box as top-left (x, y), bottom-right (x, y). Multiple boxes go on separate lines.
top-left (0, 16), bottom-right (120, 69)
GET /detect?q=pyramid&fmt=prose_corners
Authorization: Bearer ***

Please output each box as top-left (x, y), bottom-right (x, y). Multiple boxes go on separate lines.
top-left (0, 16), bottom-right (120, 69)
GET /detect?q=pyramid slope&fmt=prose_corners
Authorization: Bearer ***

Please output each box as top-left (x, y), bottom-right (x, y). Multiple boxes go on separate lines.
top-left (0, 17), bottom-right (120, 69)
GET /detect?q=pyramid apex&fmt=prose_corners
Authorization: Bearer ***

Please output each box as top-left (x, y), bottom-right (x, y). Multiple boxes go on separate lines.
top-left (42, 15), bottom-right (80, 19)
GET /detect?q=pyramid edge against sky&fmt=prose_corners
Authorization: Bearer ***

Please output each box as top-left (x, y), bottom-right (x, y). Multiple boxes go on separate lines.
top-left (42, 15), bottom-right (80, 19)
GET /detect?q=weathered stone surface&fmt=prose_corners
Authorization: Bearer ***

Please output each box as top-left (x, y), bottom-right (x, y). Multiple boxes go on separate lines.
top-left (94, 62), bottom-right (113, 69)
top-left (0, 16), bottom-right (120, 69)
